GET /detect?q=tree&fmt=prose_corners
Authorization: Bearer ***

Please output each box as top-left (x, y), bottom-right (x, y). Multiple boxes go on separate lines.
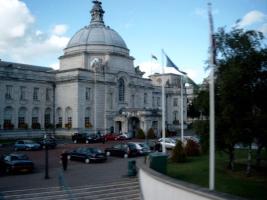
top-left (215, 27), bottom-right (267, 171)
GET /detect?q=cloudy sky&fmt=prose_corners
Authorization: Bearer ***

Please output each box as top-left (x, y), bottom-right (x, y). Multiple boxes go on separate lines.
top-left (0, 0), bottom-right (266, 83)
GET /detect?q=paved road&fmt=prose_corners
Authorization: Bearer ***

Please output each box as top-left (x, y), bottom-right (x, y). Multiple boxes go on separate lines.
top-left (0, 140), bottom-right (144, 192)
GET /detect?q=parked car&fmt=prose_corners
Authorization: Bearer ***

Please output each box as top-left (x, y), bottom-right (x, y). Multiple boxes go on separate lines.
top-left (72, 133), bottom-right (106, 144)
top-left (38, 138), bottom-right (57, 149)
top-left (104, 133), bottom-right (118, 141)
top-left (14, 140), bottom-right (41, 151)
top-left (105, 143), bottom-right (139, 158)
top-left (158, 137), bottom-right (176, 149)
top-left (0, 153), bottom-right (34, 174)
top-left (115, 133), bottom-right (131, 140)
top-left (130, 142), bottom-right (151, 155)
top-left (67, 147), bottom-right (107, 164)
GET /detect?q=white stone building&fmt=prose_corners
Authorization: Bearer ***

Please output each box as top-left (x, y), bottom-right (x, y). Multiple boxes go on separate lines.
top-left (0, 1), bottom-right (187, 138)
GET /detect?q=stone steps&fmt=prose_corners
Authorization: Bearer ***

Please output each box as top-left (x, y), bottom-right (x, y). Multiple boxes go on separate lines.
top-left (1, 178), bottom-right (141, 200)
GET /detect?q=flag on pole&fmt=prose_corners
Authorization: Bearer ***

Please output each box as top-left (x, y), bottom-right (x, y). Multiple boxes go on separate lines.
top-left (162, 50), bottom-right (187, 75)
top-left (151, 54), bottom-right (158, 60)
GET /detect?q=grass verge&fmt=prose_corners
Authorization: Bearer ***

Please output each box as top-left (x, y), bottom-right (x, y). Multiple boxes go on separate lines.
top-left (167, 150), bottom-right (267, 200)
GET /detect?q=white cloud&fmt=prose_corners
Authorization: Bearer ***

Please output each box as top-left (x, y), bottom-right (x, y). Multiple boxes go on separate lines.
top-left (35, 30), bottom-right (43, 36)
top-left (0, 0), bottom-right (34, 50)
top-left (0, 0), bottom-right (70, 65)
top-left (237, 10), bottom-right (266, 28)
top-left (259, 23), bottom-right (267, 35)
top-left (49, 62), bottom-right (60, 70)
top-left (52, 24), bottom-right (68, 35)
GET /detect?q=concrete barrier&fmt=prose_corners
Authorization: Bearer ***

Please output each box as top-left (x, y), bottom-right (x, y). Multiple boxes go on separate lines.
top-left (139, 164), bottom-right (245, 200)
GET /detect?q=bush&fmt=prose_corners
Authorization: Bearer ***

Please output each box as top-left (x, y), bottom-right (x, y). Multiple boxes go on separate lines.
top-left (18, 123), bottom-right (28, 129)
top-left (185, 139), bottom-right (200, 156)
top-left (136, 129), bottom-right (145, 139)
top-left (32, 123), bottom-right (41, 129)
top-left (171, 140), bottom-right (186, 163)
top-left (147, 128), bottom-right (156, 139)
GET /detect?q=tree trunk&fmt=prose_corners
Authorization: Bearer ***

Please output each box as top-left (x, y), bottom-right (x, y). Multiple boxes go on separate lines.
top-left (228, 147), bottom-right (235, 170)
top-left (246, 144), bottom-right (252, 176)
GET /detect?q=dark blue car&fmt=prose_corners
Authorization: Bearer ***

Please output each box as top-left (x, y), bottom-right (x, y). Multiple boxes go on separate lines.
top-left (67, 147), bottom-right (107, 164)
top-left (0, 153), bottom-right (34, 174)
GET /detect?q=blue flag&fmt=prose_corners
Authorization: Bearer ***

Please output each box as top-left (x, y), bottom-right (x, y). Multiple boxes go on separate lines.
top-left (151, 54), bottom-right (158, 60)
top-left (163, 51), bottom-right (187, 75)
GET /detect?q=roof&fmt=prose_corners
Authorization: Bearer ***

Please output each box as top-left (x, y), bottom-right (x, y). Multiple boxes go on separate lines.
top-left (0, 60), bottom-right (53, 72)
top-left (66, 0), bottom-right (127, 50)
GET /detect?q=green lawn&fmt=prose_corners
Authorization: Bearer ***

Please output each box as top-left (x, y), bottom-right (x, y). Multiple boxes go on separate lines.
top-left (167, 150), bottom-right (267, 200)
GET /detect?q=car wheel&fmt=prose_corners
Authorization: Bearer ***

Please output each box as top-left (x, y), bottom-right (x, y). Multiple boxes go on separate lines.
top-left (123, 154), bottom-right (128, 158)
top-left (6, 167), bottom-right (11, 174)
top-left (73, 140), bottom-right (77, 144)
top-left (26, 147), bottom-right (30, 151)
top-left (67, 155), bottom-right (71, 160)
top-left (106, 151), bottom-right (110, 156)
top-left (85, 158), bottom-right (90, 164)
top-left (42, 145), bottom-right (46, 149)
top-left (14, 147), bottom-right (18, 151)
top-left (85, 140), bottom-right (89, 144)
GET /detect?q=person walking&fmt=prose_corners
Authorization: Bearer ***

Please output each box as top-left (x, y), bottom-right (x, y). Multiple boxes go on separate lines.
top-left (61, 150), bottom-right (68, 171)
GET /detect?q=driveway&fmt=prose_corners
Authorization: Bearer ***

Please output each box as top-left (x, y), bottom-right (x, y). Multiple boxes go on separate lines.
top-left (0, 140), bottom-right (145, 192)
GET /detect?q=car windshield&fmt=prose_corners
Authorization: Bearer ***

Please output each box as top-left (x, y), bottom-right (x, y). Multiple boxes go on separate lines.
top-left (11, 154), bottom-right (29, 160)
top-left (89, 148), bottom-right (102, 154)
top-left (139, 143), bottom-right (149, 148)
top-left (24, 140), bottom-right (35, 144)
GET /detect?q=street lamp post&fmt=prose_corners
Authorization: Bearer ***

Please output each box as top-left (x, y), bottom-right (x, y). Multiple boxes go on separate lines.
top-left (44, 132), bottom-right (49, 179)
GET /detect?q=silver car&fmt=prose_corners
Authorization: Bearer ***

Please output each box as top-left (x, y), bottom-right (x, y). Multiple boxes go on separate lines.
top-left (14, 140), bottom-right (41, 151)
top-left (158, 138), bottom-right (176, 149)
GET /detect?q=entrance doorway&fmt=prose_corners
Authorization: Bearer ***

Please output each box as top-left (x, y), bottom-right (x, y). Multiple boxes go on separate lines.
top-left (128, 117), bottom-right (140, 138)
top-left (115, 121), bottom-right (122, 134)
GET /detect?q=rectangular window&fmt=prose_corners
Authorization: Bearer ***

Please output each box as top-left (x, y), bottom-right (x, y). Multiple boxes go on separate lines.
top-left (109, 93), bottom-right (113, 109)
top-left (85, 88), bottom-right (91, 100)
top-left (20, 86), bottom-right (26, 100)
top-left (33, 87), bottom-right (39, 100)
top-left (131, 95), bottom-right (135, 107)
top-left (46, 88), bottom-right (51, 101)
top-left (173, 98), bottom-right (178, 107)
top-left (144, 93), bottom-right (147, 105)
top-left (5, 85), bottom-right (13, 99)
top-left (157, 97), bottom-right (160, 106)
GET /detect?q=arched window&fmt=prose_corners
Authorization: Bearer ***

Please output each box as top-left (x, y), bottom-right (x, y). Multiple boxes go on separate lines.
top-left (118, 78), bottom-right (125, 102)
top-left (65, 107), bottom-right (73, 128)
top-left (45, 108), bottom-right (52, 128)
top-left (85, 107), bottom-right (92, 128)
top-left (4, 107), bottom-right (14, 129)
top-left (32, 107), bottom-right (40, 129)
top-left (56, 107), bottom-right (63, 128)
top-left (18, 107), bottom-right (27, 129)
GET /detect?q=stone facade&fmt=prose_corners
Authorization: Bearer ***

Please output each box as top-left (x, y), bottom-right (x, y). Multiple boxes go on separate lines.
top-left (0, 1), bottom-right (187, 138)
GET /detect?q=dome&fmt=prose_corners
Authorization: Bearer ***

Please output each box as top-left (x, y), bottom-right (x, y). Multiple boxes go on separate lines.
top-left (66, 1), bottom-right (128, 50)
top-left (67, 25), bottom-right (127, 49)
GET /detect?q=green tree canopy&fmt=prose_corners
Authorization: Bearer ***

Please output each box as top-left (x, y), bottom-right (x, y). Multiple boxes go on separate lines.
top-left (214, 27), bottom-right (267, 169)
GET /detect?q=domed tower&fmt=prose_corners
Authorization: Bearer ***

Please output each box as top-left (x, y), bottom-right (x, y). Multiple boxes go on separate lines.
top-left (59, 0), bottom-right (135, 75)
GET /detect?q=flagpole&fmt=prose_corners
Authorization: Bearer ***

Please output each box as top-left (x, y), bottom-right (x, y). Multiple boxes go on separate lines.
top-left (208, 2), bottom-right (215, 191)
top-left (161, 50), bottom-right (166, 153)
top-left (180, 75), bottom-right (184, 143)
